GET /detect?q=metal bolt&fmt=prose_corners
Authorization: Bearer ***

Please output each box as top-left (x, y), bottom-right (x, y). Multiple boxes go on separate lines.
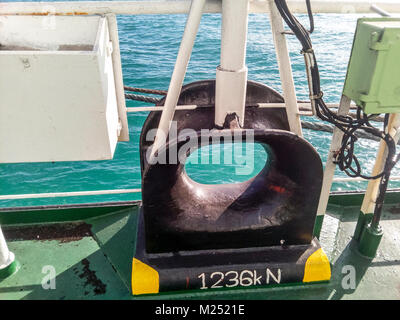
top-left (21, 58), bottom-right (30, 69)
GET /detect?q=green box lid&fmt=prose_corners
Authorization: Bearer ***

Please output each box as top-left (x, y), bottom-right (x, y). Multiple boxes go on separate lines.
top-left (343, 18), bottom-right (400, 114)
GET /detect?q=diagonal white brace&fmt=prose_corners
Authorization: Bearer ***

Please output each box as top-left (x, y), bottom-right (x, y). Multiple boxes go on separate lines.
top-left (149, 0), bottom-right (206, 161)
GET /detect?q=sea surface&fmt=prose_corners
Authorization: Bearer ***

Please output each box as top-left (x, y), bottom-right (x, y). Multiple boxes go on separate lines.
top-left (1, 0), bottom-right (400, 208)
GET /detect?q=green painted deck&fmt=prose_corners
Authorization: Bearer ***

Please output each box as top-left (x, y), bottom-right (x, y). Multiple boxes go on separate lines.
top-left (1, 194), bottom-right (400, 300)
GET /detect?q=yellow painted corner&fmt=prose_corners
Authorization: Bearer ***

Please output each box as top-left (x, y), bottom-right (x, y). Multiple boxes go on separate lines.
top-left (131, 258), bottom-right (159, 295)
top-left (303, 248), bottom-right (331, 282)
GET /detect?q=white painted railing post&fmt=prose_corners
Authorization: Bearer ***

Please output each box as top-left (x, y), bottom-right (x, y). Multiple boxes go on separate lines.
top-left (352, 113), bottom-right (400, 243)
top-left (149, 0), bottom-right (206, 160)
top-left (267, 0), bottom-right (303, 137)
top-left (361, 113), bottom-right (400, 215)
top-left (315, 94), bottom-right (351, 237)
top-left (0, 226), bottom-right (16, 278)
top-left (107, 13), bottom-right (129, 142)
top-left (215, 0), bottom-right (249, 127)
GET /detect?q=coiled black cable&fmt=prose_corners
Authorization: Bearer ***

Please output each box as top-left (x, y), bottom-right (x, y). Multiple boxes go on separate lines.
top-left (274, 0), bottom-right (399, 181)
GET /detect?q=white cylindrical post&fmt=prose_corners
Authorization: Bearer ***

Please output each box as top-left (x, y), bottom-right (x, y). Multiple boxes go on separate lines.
top-left (220, 0), bottom-right (249, 71)
top-left (0, 226), bottom-right (15, 273)
top-left (215, 0), bottom-right (249, 127)
top-left (149, 0), bottom-right (206, 160)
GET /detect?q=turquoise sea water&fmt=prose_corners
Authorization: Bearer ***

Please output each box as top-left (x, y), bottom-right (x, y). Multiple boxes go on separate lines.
top-left (1, 1), bottom-right (399, 208)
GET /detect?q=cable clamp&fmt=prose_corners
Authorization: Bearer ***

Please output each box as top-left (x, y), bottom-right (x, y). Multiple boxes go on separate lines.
top-left (309, 91), bottom-right (323, 100)
top-left (300, 48), bottom-right (314, 55)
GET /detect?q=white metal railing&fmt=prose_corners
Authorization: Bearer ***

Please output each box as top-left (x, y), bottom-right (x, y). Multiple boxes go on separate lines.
top-left (1, 1), bottom-right (400, 16)
top-left (1, 0), bottom-right (400, 203)
top-left (370, 3), bottom-right (391, 16)
top-left (1, 175), bottom-right (400, 200)
top-left (126, 102), bottom-right (356, 113)
top-left (0, 189), bottom-right (141, 201)
top-left (334, 176), bottom-right (400, 182)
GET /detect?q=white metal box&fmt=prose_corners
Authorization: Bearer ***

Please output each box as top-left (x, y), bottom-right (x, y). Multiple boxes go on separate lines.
top-left (0, 15), bottom-right (128, 163)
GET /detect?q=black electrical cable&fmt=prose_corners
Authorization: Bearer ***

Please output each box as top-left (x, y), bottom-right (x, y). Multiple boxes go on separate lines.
top-left (273, 0), bottom-right (400, 227)
top-left (305, 0), bottom-right (314, 33)
top-left (274, 0), bottom-right (398, 180)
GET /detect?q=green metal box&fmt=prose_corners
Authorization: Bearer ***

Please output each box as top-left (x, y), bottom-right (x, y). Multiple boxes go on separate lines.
top-left (343, 18), bottom-right (400, 114)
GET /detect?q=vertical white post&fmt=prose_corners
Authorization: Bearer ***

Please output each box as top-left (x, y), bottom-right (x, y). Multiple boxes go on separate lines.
top-left (0, 226), bottom-right (15, 272)
top-left (267, 0), bottom-right (303, 136)
top-left (215, 0), bottom-right (250, 127)
top-left (359, 1), bottom-right (395, 223)
top-left (149, 0), bottom-right (206, 159)
top-left (361, 113), bottom-right (400, 214)
top-left (106, 13), bottom-right (129, 142)
top-left (315, 95), bottom-right (351, 236)
top-left (352, 113), bottom-right (400, 241)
